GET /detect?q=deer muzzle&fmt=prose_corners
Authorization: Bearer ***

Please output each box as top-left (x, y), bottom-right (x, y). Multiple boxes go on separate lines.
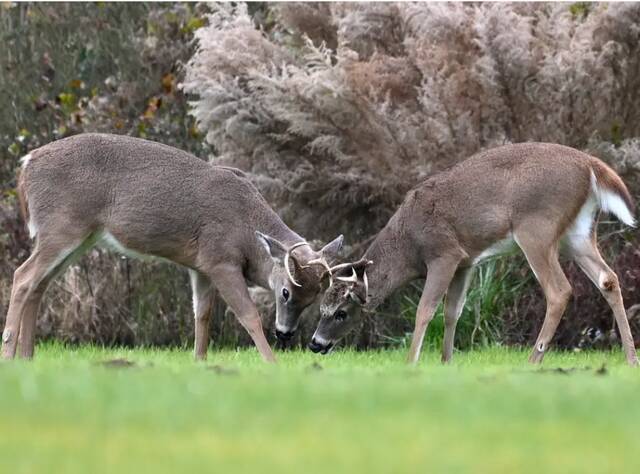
top-left (308, 337), bottom-right (333, 355)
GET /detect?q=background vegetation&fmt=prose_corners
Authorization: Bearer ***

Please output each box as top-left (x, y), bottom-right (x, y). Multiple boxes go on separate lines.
top-left (1, 2), bottom-right (640, 352)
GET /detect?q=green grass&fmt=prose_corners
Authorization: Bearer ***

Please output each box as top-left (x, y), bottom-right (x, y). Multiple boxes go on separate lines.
top-left (1, 344), bottom-right (639, 474)
top-left (395, 256), bottom-right (532, 350)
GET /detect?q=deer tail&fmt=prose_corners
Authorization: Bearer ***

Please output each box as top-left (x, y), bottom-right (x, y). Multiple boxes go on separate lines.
top-left (590, 158), bottom-right (636, 227)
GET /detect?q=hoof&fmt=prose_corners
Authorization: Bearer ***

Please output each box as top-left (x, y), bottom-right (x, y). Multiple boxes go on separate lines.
top-left (529, 350), bottom-right (544, 364)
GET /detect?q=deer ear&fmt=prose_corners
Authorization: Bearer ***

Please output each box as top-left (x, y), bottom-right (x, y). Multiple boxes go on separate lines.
top-left (255, 232), bottom-right (287, 261)
top-left (320, 234), bottom-right (344, 262)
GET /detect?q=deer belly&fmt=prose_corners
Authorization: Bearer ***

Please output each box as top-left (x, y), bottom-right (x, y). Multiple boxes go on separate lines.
top-left (99, 231), bottom-right (152, 260)
top-left (472, 235), bottom-right (516, 264)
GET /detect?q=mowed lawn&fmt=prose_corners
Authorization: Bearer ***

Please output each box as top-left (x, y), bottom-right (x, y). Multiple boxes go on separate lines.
top-left (1, 344), bottom-right (639, 474)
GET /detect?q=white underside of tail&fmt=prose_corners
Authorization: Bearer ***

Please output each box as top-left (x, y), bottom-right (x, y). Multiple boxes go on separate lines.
top-left (590, 170), bottom-right (636, 227)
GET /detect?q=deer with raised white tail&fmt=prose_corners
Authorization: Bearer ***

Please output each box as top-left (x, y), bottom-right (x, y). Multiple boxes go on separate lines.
top-left (307, 143), bottom-right (639, 366)
top-left (1, 133), bottom-right (343, 362)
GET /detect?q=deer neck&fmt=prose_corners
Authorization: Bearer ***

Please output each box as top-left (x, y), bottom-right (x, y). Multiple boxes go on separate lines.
top-left (362, 216), bottom-right (422, 311)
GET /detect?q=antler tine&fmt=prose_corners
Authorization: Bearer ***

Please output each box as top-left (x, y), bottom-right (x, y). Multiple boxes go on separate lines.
top-left (284, 252), bottom-right (301, 287)
top-left (329, 262), bottom-right (356, 273)
top-left (363, 269), bottom-right (369, 300)
top-left (336, 268), bottom-right (358, 283)
top-left (284, 241), bottom-right (310, 288)
top-left (329, 259), bottom-right (374, 273)
top-left (327, 262), bottom-right (354, 288)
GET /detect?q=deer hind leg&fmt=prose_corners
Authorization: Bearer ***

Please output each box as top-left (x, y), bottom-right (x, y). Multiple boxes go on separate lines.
top-left (515, 231), bottom-right (572, 364)
top-left (442, 267), bottom-right (473, 364)
top-left (407, 255), bottom-right (462, 365)
top-left (568, 237), bottom-right (639, 366)
top-left (2, 233), bottom-right (95, 359)
top-left (190, 270), bottom-right (215, 361)
top-left (208, 263), bottom-right (276, 363)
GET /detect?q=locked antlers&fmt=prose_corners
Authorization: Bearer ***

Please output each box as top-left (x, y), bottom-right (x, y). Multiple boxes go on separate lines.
top-left (303, 258), bottom-right (373, 299)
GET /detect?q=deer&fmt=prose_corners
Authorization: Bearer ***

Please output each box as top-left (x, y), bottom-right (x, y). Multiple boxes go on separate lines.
top-left (307, 143), bottom-right (639, 366)
top-left (1, 133), bottom-right (343, 362)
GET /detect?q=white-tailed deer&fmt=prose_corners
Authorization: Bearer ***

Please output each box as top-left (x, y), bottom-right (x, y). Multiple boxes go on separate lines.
top-left (308, 143), bottom-right (639, 366)
top-left (1, 133), bottom-right (343, 362)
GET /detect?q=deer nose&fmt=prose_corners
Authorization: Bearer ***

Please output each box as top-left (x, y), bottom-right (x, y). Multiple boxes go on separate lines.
top-left (308, 337), bottom-right (333, 354)
top-left (308, 338), bottom-right (323, 353)
top-left (275, 328), bottom-right (295, 341)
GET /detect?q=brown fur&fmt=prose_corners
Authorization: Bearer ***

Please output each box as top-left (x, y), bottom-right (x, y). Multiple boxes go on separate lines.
top-left (312, 142), bottom-right (639, 366)
top-left (2, 133), bottom-right (342, 361)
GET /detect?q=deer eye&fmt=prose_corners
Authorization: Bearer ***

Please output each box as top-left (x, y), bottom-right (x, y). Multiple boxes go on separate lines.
top-left (334, 310), bottom-right (347, 322)
top-left (282, 288), bottom-right (290, 302)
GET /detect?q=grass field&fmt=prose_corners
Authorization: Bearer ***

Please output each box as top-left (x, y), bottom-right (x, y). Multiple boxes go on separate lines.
top-left (1, 344), bottom-right (639, 474)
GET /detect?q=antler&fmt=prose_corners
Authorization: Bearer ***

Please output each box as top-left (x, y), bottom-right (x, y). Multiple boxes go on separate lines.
top-left (328, 262), bottom-right (356, 273)
top-left (304, 258), bottom-right (332, 275)
top-left (329, 259), bottom-right (374, 289)
top-left (336, 268), bottom-right (358, 283)
top-left (337, 264), bottom-right (371, 304)
top-left (285, 243), bottom-right (348, 287)
top-left (303, 258), bottom-right (342, 287)
top-left (284, 241), bottom-right (311, 287)
top-left (287, 245), bottom-right (373, 293)
top-left (363, 269), bottom-right (369, 299)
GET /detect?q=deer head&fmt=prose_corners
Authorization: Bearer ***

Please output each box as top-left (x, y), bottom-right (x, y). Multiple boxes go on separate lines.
top-left (256, 232), bottom-right (343, 342)
top-left (308, 258), bottom-right (373, 354)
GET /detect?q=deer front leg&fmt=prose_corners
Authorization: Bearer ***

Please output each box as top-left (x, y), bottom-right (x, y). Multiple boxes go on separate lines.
top-left (189, 270), bottom-right (215, 361)
top-left (209, 264), bottom-right (276, 363)
top-left (442, 267), bottom-right (473, 364)
top-left (407, 256), bottom-right (461, 365)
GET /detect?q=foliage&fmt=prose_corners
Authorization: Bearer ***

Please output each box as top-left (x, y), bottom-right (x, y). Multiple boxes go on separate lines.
top-left (377, 256), bottom-right (530, 351)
